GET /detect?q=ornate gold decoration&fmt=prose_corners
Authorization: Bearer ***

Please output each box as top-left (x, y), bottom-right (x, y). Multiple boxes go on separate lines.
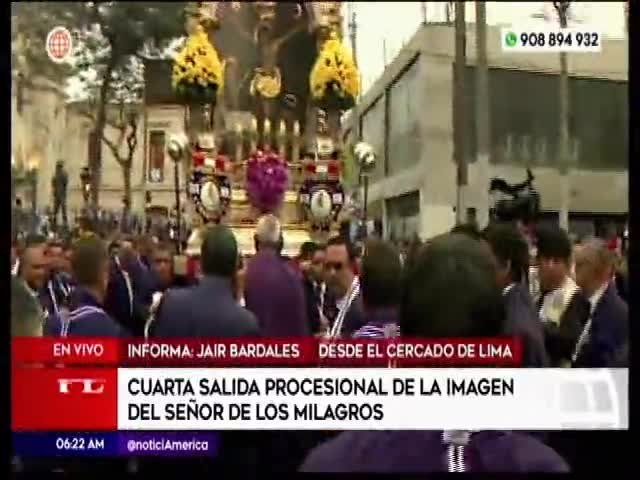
top-left (250, 67), bottom-right (282, 99)
top-left (308, 2), bottom-right (343, 32)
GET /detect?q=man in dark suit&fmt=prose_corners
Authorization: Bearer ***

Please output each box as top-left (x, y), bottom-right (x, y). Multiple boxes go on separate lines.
top-left (150, 225), bottom-right (259, 337)
top-left (535, 226), bottom-right (590, 367)
top-left (46, 236), bottom-right (125, 337)
top-left (572, 238), bottom-right (628, 368)
top-left (546, 237), bottom-right (630, 473)
top-left (484, 224), bottom-right (547, 367)
top-left (301, 234), bottom-right (568, 473)
top-left (299, 242), bottom-right (332, 335)
top-left (244, 214), bottom-right (309, 337)
top-left (324, 235), bottom-right (365, 337)
top-left (148, 242), bottom-right (176, 293)
top-left (140, 225), bottom-right (260, 476)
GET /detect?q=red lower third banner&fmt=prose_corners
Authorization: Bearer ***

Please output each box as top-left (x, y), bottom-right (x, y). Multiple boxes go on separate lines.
top-left (12, 367), bottom-right (118, 431)
top-left (12, 338), bottom-right (521, 367)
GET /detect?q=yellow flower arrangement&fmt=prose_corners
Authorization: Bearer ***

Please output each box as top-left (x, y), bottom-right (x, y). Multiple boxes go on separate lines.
top-left (172, 25), bottom-right (225, 103)
top-left (310, 32), bottom-right (360, 109)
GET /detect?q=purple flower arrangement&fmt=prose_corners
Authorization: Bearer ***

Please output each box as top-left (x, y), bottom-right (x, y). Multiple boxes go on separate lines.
top-left (245, 150), bottom-right (289, 213)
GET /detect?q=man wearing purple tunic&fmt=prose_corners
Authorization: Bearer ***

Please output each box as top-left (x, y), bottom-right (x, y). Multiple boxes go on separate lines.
top-left (244, 215), bottom-right (309, 337)
top-left (300, 233), bottom-right (568, 473)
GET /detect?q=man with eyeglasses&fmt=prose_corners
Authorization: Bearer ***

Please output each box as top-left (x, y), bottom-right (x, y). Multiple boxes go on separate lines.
top-left (324, 236), bottom-right (365, 337)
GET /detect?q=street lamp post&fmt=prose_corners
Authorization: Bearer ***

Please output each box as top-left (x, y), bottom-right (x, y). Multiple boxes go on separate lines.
top-left (354, 142), bottom-right (377, 239)
top-left (167, 134), bottom-right (189, 253)
top-left (554, 0), bottom-right (571, 231)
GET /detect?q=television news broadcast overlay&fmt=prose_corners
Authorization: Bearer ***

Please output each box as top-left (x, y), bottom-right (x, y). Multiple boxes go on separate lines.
top-left (502, 28), bottom-right (602, 53)
top-left (13, 339), bottom-right (628, 445)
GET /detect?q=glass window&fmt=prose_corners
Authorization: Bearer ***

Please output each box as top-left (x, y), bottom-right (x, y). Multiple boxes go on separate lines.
top-left (387, 58), bottom-right (422, 175)
top-left (148, 130), bottom-right (166, 183)
top-left (464, 66), bottom-right (627, 171)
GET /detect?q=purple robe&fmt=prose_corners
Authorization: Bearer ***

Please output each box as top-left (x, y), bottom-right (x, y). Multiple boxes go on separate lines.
top-left (245, 250), bottom-right (309, 337)
top-left (300, 430), bottom-right (569, 473)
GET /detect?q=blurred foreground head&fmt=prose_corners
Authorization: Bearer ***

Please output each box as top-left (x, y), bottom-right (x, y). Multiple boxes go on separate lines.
top-left (72, 237), bottom-right (110, 299)
top-left (11, 276), bottom-right (44, 337)
top-left (361, 239), bottom-right (402, 309)
top-left (400, 233), bottom-right (505, 338)
top-left (201, 225), bottom-right (238, 278)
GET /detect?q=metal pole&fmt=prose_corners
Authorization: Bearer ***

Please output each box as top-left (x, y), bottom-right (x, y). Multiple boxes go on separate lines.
top-left (349, 10), bottom-right (358, 67)
top-left (554, 1), bottom-right (571, 231)
top-left (421, 1), bottom-right (428, 25)
top-left (454, 0), bottom-right (467, 225)
top-left (363, 173), bottom-right (369, 229)
top-left (475, 1), bottom-right (490, 229)
top-left (174, 160), bottom-right (181, 253)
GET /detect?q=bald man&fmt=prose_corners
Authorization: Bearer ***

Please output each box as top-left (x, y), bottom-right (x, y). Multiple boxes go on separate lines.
top-left (572, 237), bottom-right (628, 367)
top-left (244, 215), bottom-right (309, 337)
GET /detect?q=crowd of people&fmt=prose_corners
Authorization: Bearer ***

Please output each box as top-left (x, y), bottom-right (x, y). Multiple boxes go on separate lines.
top-left (11, 214), bottom-right (629, 473)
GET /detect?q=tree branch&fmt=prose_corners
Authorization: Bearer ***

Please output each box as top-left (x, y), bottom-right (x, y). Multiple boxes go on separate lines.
top-left (78, 105), bottom-right (127, 131)
top-left (125, 113), bottom-right (139, 167)
top-left (101, 133), bottom-right (124, 166)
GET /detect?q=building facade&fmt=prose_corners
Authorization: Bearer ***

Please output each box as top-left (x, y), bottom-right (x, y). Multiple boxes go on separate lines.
top-left (12, 74), bottom-right (68, 213)
top-left (342, 23), bottom-right (628, 241)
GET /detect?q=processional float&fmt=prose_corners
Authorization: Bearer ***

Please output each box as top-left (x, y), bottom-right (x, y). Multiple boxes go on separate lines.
top-left (168, 2), bottom-right (360, 261)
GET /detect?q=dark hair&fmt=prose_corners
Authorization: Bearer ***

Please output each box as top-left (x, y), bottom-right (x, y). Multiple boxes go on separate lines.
top-left (153, 242), bottom-right (174, 256)
top-left (484, 223), bottom-right (530, 283)
top-left (450, 224), bottom-right (484, 241)
top-left (326, 235), bottom-right (357, 263)
top-left (201, 225), bottom-right (238, 277)
top-left (361, 240), bottom-right (402, 308)
top-left (298, 241), bottom-right (318, 261)
top-left (400, 233), bottom-right (505, 338)
top-left (72, 237), bottom-right (109, 287)
top-left (535, 226), bottom-right (572, 264)
top-left (24, 234), bottom-right (47, 249)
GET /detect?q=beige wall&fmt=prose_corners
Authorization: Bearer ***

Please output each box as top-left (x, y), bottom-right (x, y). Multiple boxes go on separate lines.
top-left (343, 23), bottom-right (628, 239)
top-left (12, 75), bottom-right (68, 209)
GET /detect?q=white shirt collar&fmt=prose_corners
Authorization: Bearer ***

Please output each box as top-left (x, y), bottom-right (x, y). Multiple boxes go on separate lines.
top-left (589, 282), bottom-right (609, 313)
top-left (503, 283), bottom-right (516, 295)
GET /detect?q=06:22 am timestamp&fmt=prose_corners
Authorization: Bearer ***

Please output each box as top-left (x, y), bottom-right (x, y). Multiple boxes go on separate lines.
top-left (55, 436), bottom-right (105, 451)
